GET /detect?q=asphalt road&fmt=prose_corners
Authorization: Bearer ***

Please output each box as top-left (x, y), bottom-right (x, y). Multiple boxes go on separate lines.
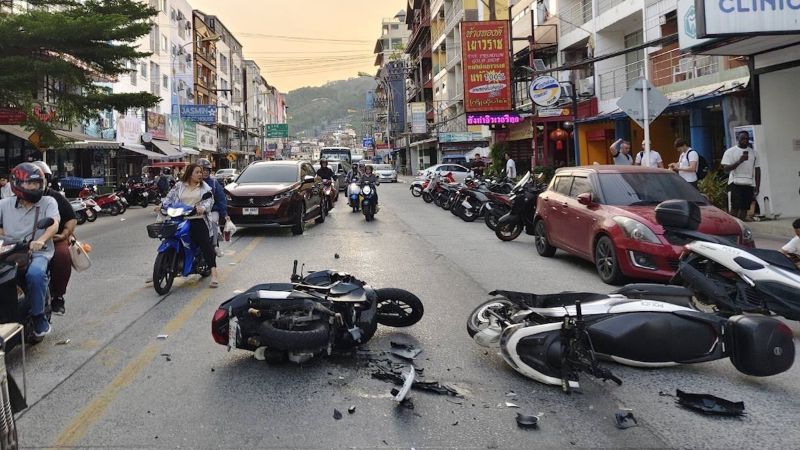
top-left (10, 183), bottom-right (800, 448)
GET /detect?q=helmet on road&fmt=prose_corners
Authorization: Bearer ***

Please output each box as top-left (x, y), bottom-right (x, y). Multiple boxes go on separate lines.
top-left (197, 158), bottom-right (212, 172)
top-left (30, 160), bottom-right (53, 182)
top-left (10, 162), bottom-right (47, 203)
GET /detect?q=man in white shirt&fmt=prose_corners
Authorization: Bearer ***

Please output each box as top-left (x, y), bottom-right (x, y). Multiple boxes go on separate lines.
top-left (609, 138), bottom-right (632, 165)
top-left (721, 131), bottom-right (761, 221)
top-left (505, 153), bottom-right (516, 180)
top-left (668, 138), bottom-right (699, 187)
top-left (780, 218), bottom-right (800, 270)
top-left (633, 140), bottom-right (663, 168)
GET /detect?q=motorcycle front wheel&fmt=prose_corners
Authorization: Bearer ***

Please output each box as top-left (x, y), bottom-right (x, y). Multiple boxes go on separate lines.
top-left (410, 185), bottom-right (422, 197)
top-left (86, 208), bottom-right (97, 222)
top-left (153, 249), bottom-right (177, 295)
top-left (495, 222), bottom-right (523, 241)
top-left (75, 211), bottom-right (87, 225)
top-left (421, 192), bottom-right (433, 203)
top-left (466, 298), bottom-right (520, 338)
top-left (375, 288), bottom-right (424, 327)
top-left (139, 197), bottom-right (149, 208)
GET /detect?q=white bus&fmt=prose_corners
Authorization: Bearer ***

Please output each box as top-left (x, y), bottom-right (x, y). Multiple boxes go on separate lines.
top-left (319, 147), bottom-right (352, 163)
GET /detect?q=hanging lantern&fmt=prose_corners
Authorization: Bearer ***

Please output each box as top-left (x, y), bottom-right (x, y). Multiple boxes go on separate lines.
top-left (549, 128), bottom-right (569, 141)
top-left (556, 140), bottom-right (564, 151)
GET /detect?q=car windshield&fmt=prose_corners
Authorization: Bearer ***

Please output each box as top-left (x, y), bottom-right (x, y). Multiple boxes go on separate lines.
top-left (598, 172), bottom-right (708, 206)
top-left (374, 164), bottom-right (392, 170)
top-left (236, 165), bottom-right (298, 184)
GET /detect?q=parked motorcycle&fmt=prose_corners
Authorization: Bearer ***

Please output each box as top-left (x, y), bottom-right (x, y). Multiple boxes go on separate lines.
top-left (361, 181), bottom-right (379, 222)
top-left (482, 191), bottom-right (512, 231)
top-left (212, 261), bottom-right (424, 363)
top-left (144, 181), bottom-right (162, 205)
top-left (347, 178), bottom-right (361, 212)
top-left (79, 185), bottom-right (123, 216)
top-left (496, 172), bottom-right (545, 241)
top-left (120, 182), bottom-right (152, 208)
top-left (467, 288), bottom-right (795, 391)
top-left (147, 192), bottom-right (214, 295)
top-left (0, 218), bottom-right (56, 344)
top-left (78, 197), bottom-right (100, 222)
top-left (69, 198), bottom-right (89, 225)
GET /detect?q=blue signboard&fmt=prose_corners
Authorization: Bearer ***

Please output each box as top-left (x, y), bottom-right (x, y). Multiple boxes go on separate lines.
top-left (362, 137), bottom-right (375, 148)
top-left (171, 104), bottom-right (217, 123)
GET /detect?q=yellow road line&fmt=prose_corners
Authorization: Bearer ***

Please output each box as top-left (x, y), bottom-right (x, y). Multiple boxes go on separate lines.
top-left (50, 237), bottom-right (263, 448)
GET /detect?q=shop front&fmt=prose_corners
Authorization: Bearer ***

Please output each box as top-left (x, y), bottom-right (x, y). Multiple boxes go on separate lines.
top-left (438, 132), bottom-right (487, 168)
top-left (0, 125), bottom-right (40, 175)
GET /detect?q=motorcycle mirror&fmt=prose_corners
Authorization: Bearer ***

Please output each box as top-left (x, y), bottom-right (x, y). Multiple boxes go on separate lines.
top-left (302, 175), bottom-right (315, 184)
top-left (37, 217), bottom-right (55, 229)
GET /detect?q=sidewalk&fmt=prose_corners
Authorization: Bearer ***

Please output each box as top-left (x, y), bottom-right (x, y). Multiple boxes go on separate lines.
top-left (748, 216), bottom-right (796, 240)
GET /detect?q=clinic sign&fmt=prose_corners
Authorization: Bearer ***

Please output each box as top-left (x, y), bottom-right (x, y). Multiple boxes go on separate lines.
top-left (696, 0), bottom-right (800, 37)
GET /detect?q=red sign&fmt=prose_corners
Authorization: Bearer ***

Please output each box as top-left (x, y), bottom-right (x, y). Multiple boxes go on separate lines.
top-left (0, 108), bottom-right (27, 125)
top-left (461, 21), bottom-right (512, 113)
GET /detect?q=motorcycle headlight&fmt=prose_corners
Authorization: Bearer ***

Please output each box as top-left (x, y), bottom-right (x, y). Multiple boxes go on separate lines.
top-left (142, 191), bottom-right (149, 197)
top-left (612, 216), bottom-right (660, 244)
top-left (362, 186), bottom-right (372, 195)
top-left (167, 207), bottom-right (184, 217)
top-left (735, 218), bottom-right (754, 244)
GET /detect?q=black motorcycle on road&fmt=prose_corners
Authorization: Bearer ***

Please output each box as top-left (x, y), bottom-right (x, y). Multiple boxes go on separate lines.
top-left (495, 172), bottom-right (546, 241)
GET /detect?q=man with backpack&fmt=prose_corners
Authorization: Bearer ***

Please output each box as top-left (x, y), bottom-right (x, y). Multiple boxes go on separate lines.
top-left (669, 138), bottom-right (699, 188)
top-left (156, 168), bottom-right (174, 196)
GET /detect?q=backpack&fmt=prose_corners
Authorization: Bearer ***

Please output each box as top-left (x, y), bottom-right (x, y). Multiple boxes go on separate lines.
top-left (690, 150), bottom-right (709, 180)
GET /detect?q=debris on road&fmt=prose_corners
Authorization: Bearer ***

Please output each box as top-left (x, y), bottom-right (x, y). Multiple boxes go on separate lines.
top-left (55, 339), bottom-right (71, 345)
top-left (389, 342), bottom-right (422, 360)
top-left (372, 370), bottom-right (462, 398)
top-left (676, 390), bottom-right (745, 416)
top-left (160, 353), bottom-right (172, 362)
top-left (505, 402), bottom-right (519, 408)
top-left (516, 413), bottom-right (540, 429)
top-left (333, 409), bottom-right (342, 420)
top-left (156, 334), bottom-right (169, 340)
top-left (614, 409), bottom-right (638, 429)
top-left (348, 406), bottom-right (356, 414)
top-left (393, 366), bottom-right (415, 402)
top-left (505, 391), bottom-right (517, 398)
top-left (334, 253), bottom-right (340, 259)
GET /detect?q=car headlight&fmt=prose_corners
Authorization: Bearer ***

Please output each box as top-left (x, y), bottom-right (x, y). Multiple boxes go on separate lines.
top-left (612, 216), bottom-right (660, 244)
top-left (225, 193), bottom-right (232, 201)
top-left (735, 218), bottom-right (754, 244)
top-left (273, 191), bottom-right (292, 202)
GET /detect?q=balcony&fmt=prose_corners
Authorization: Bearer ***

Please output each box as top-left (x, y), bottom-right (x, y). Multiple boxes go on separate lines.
top-left (651, 47), bottom-right (720, 88)
top-left (444, 0), bottom-right (463, 35)
top-left (596, 58), bottom-right (644, 100)
top-left (446, 44), bottom-right (461, 68)
top-left (597, 0), bottom-right (625, 12)
top-left (560, 0), bottom-right (592, 36)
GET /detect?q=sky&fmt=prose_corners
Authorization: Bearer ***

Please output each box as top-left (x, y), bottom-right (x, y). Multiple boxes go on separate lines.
top-left (189, 0), bottom-right (408, 93)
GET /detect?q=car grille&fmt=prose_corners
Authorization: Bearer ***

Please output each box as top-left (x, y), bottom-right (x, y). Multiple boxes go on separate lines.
top-left (229, 195), bottom-right (275, 207)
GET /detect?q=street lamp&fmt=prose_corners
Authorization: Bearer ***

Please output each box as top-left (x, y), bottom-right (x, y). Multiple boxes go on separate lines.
top-left (173, 34), bottom-right (220, 154)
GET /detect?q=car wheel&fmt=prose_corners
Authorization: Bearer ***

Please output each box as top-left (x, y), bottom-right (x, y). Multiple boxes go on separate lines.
top-left (534, 220), bottom-right (557, 257)
top-left (292, 205), bottom-right (306, 235)
top-left (595, 235), bottom-right (624, 285)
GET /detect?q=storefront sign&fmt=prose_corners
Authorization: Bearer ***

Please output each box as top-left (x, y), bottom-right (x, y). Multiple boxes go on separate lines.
top-left (167, 115), bottom-right (197, 148)
top-left (196, 124), bottom-right (217, 152)
top-left (696, 0), bottom-right (800, 37)
top-left (438, 132), bottom-right (486, 143)
top-left (466, 113), bottom-right (521, 125)
top-left (116, 114), bottom-right (143, 146)
top-left (529, 76), bottom-right (562, 107)
top-left (0, 108), bottom-right (26, 125)
top-left (537, 108), bottom-right (571, 118)
top-left (172, 104), bottom-right (217, 123)
top-left (410, 102), bottom-right (427, 134)
top-left (146, 112), bottom-right (167, 140)
top-left (461, 21), bottom-right (513, 113)
top-left (678, 0), bottom-right (717, 50)
top-left (508, 118), bottom-right (533, 141)
top-left (265, 123), bottom-right (289, 138)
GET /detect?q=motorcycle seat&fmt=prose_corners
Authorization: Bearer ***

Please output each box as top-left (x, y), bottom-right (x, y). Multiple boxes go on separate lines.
top-left (489, 290), bottom-right (609, 308)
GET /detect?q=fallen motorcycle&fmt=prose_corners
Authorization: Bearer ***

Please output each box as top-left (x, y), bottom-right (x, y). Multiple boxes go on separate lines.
top-left (467, 289), bottom-right (794, 391)
top-left (212, 261), bottom-right (424, 363)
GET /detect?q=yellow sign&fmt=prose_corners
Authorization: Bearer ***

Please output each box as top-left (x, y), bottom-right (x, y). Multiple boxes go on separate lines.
top-left (226, 153), bottom-right (236, 162)
top-left (508, 118), bottom-right (533, 141)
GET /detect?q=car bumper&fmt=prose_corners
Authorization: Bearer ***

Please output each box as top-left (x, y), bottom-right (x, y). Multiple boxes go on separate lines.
top-left (227, 202), bottom-right (297, 227)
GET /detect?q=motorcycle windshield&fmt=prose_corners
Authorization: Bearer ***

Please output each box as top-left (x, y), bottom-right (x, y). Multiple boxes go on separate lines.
top-left (513, 172), bottom-right (531, 190)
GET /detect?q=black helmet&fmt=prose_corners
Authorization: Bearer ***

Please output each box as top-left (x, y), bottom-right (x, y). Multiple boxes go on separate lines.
top-left (10, 162), bottom-right (47, 203)
top-left (30, 160), bottom-right (52, 182)
top-left (162, 168), bottom-right (171, 175)
top-left (197, 158), bottom-right (212, 171)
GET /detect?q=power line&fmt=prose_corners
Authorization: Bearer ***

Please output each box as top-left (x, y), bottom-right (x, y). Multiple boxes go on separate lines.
top-left (237, 32), bottom-right (372, 44)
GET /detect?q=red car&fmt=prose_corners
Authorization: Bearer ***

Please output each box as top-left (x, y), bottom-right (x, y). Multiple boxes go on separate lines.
top-left (533, 165), bottom-right (754, 284)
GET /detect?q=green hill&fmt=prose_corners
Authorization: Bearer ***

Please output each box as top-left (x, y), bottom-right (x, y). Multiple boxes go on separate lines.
top-left (286, 77), bottom-right (377, 138)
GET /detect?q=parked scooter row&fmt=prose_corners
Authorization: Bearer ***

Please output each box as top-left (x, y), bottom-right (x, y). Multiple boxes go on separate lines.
top-left (59, 180), bottom-right (164, 227)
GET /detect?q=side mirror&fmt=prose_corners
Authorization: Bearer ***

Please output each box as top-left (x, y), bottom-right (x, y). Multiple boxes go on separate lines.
top-left (37, 218), bottom-right (55, 229)
top-left (202, 192), bottom-right (213, 200)
top-left (302, 175), bottom-right (315, 184)
top-left (577, 192), bottom-right (593, 206)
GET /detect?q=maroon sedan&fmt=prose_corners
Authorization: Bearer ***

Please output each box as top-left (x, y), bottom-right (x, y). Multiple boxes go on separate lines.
top-left (533, 165), bottom-right (754, 284)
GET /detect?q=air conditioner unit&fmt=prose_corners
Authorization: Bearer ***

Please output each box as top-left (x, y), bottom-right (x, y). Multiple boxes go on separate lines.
top-left (578, 76), bottom-right (595, 96)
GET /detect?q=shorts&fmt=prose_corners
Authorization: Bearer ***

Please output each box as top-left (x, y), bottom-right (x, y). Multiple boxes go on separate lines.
top-left (730, 184), bottom-right (754, 210)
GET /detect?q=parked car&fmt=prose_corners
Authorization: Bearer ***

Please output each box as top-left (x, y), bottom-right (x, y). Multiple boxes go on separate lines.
top-left (370, 164), bottom-right (398, 183)
top-left (312, 160), bottom-right (352, 191)
top-left (442, 154), bottom-right (468, 166)
top-left (417, 164), bottom-right (471, 182)
top-left (533, 165), bottom-right (754, 285)
top-left (225, 161), bottom-right (326, 235)
top-left (215, 168), bottom-right (239, 185)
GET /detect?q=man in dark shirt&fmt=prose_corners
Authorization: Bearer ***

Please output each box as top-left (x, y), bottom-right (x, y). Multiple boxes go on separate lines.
top-left (316, 160), bottom-right (336, 181)
top-left (32, 161), bottom-right (76, 315)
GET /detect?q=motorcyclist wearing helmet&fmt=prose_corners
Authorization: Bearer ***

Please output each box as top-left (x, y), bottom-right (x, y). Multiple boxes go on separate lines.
top-left (0, 163), bottom-right (60, 336)
top-left (359, 165), bottom-right (379, 205)
top-left (156, 168), bottom-right (174, 196)
top-left (316, 159), bottom-right (337, 181)
top-left (197, 158), bottom-right (227, 256)
top-left (31, 161), bottom-right (76, 315)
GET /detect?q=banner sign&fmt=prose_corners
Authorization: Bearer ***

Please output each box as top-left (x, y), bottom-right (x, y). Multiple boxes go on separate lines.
top-left (146, 111), bottom-right (167, 140)
top-left (410, 102), bottom-right (427, 134)
top-left (438, 132), bottom-right (486, 143)
top-left (696, 0), bottom-right (800, 37)
top-left (172, 104), bottom-right (217, 123)
top-left (196, 124), bottom-right (217, 152)
top-left (461, 21), bottom-right (513, 113)
top-left (265, 123), bottom-right (289, 138)
top-left (0, 108), bottom-right (26, 125)
top-left (362, 137), bottom-right (375, 148)
top-left (530, 76), bottom-right (562, 107)
top-left (167, 115), bottom-right (197, 147)
top-left (466, 112), bottom-right (521, 125)
top-left (116, 114), bottom-right (143, 146)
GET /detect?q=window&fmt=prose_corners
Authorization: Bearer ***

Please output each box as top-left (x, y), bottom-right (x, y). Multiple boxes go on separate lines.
top-left (161, 34), bottom-right (168, 54)
top-left (597, 173), bottom-right (707, 206)
top-left (552, 176), bottom-right (572, 196)
top-left (150, 62), bottom-right (158, 81)
top-left (624, 30), bottom-right (644, 88)
top-left (162, 75), bottom-right (169, 89)
top-left (220, 54), bottom-right (228, 71)
top-left (160, 0), bottom-right (167, 12)
top-left (129, 65), bottom-right (137, 86)
top-left (391, 24), bottom-right (399, 30)
top-left (569, 177), bottom-right (592, 198)
top-left (140, 63), bottom-right (147, 78)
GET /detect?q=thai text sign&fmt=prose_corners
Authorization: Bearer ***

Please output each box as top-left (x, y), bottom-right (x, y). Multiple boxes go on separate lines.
top-left (461, 21), bottom-right (512, 113)
top-left (410, 102), bottom-right (427, 134)
top-left (696, 0), bottom-right (800, 36)
top-left (265, 123), bottom-right (289, 138)
top-left (466, 113), bottom-right (521, 125)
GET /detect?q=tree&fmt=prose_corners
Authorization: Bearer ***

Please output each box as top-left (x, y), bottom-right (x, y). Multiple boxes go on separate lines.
top-left (0, 0), bottom-right (161, 147)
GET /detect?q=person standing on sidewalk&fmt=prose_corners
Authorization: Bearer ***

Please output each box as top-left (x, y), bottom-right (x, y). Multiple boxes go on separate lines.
top-left (634, 140), bottom-right (664, 168)
top-left (668, 138), bottom-right (699, 188)
top-left (505, 152), bottom-right (517, 180)
top-left (721, 131), bottom-right (760, 221)
top-left (609, 138), bottom-right (632, 165)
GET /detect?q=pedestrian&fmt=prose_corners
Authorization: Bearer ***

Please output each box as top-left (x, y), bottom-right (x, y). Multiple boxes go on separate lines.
top-left (0, 175), bottom-right (14, 199)
top-left (779, 218), bottom-right (800, 270)
top-left (471, 154), bottom-right (485, 178)
top-left (609, 138), bottom-right (632, 165)
top-left (668, 138), bottom-right (699, 188)
top-left (634, 141), bottom-right (664, 168)
top-left (505, 152), bottom-right (517, 180)
top-left (721, 131), bottom-right (761, 221)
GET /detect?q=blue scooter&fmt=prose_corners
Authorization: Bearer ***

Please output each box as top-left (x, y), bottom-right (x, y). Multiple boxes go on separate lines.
top-left (148, 192), bottom-right (213, 295)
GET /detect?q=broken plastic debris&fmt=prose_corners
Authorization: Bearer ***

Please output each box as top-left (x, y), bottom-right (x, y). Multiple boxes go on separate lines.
top-left (505, 402), bottom-right (519, 408)
top-left (389, 342), bottom-right (422, 360)
top-left (233, 289), bottom-right (243, 294)
top-left (676, 390), bottom-right (745, 416)
top-left (55, 339), bottom-right (71, 345)
top-left (334, 253), bottom-right (340, 259)
top-left (120, 218), bottom-right (126, 221)
top-left (393, 366), bottom-right (415, 402)
top-left (348, 406), bottom-right (356, 414)
top-left (156, 334), bottom-right (169, 339)
top-left (505, 391), bottom-right (517, 397)
top-left (516, 413), bottom-right (540, 429)
top-left (254, 347), bottom-right (267, 361)
top-left (614, 409), bottom-right (638, 429)
top-left (160, 353), bottom-right (172, 362)
top-left (333, 409), bottom-right (342, 420)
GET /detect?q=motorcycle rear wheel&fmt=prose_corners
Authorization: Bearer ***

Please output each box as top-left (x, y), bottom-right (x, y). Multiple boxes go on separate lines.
top-left (75, 211), bottom-right (87, 225)
top-left (484, 211), bottom-right (499, 231)
top-left (153, 249), bottom-right (177, 295)
top-left (458, 203), bottom-right (478, 222)
top-left (86, 208), bottom-right (97, 222)
top-left (495, 222), bottom-right (523, 241)
top-left (259, 320), bottom-right (330, 351)
top-left (410, 186), bottom-right (422, 197)
top-left (422, 192), bottom-right (433, 203)
top-left (108, 204), bottom-right (119, 216)
top-left (375, 288), bottom-right (424, 327)
top-left (139, 197), bottom-right (149, 208)
top-left (117, 201), bottom-right (126, 214)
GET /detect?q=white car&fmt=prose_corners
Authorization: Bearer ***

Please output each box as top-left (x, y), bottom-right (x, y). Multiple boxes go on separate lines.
top-left (417, 163), bottom-right (472, 181)
top-left (371, 164), bottom-right (397, 182)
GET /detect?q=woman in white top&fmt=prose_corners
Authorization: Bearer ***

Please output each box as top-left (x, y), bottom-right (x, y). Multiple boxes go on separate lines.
top-left (668, 138), bottom-right (699, 188)
top-left (162, 163), bottom-right (219, 287)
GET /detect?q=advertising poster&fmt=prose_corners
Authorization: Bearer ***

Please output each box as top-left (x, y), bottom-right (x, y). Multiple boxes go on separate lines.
top-left (461, 21), bottom-right (512, 113)
top-left (146, 111), bottom-right (167, 140)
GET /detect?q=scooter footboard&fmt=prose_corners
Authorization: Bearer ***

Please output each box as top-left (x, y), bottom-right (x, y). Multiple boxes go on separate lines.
top-left (726, 315), bottom-right (795, 376)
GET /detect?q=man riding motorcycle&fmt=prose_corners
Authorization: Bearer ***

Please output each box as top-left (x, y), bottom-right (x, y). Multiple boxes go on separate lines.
top-left (197, 158), bottom-right (227, 257)
top-left (360, 165), bottom-right (380, 205)
top-left (31, 161), bottom-right (77, 315)
top-left (0, 163), bottom-right (60, 337)
top-left (316, 159), bottom-right (337, 181)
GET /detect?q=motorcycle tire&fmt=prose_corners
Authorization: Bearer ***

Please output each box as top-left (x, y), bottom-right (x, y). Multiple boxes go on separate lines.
top-left (484, 211), bottom-right (499, 231)
top-left (315, 204), bottom-right (326, 224)
top-left (458, 203), bottom-right (478, 222)
top-left (153, 249), bottom-right (177, 295)
top-left (375, 288), bottom-right (424, 327)
top-left (75, 211), bottom-right (87, 225)
top-left (495, 222), bottom-right (523, 241)
top-left (108, 204), bottom-right (119, 216)
top-left (433, 193), bottom-right (444, 207)
top-left (466, 298), bottom-right (520, 338)
top-left (86, 208), bottom-right (97, 222)
top-left (443, 195), bottom-right (457, 211)
top-left (140, 197), bottom-right (149, 208)
top-left (422, 192), bottom-right (433, 203)
top-left (334, 319), bottom-right (378, 350)
top-left (117, 201), bottom-right (127, 214)
top-left (411, 186), bottom-right (422, 197)
top-left (258, 320), bottom-right (330, 351)
top-left (151, 196), bottom-right (162, 206)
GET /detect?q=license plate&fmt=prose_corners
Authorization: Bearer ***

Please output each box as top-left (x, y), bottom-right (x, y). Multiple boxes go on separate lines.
top-left (228, 316), bottom-right (239, 351)
top-left (243, 207), bottom-right (258, 215)
top-left (93, 205), bottom-right (101, 212)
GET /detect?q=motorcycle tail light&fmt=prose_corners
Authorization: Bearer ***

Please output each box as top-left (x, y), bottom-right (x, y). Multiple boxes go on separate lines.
top-left (211, 308), bottom-right (229, 345)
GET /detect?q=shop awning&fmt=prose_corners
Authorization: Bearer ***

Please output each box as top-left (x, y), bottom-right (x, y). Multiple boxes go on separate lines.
top-left (410, 138), bottom-right (437, 147)
top-left (52, 129), bottom-right (119, 149)
top-left (121, 144), bottom-right (169, 160)
top-left (0, 125), bottom-right (33, 141)
top-left (150, 139), bottom-right (200, 157)
top-left (181, 147), bottom-right (200, 155)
